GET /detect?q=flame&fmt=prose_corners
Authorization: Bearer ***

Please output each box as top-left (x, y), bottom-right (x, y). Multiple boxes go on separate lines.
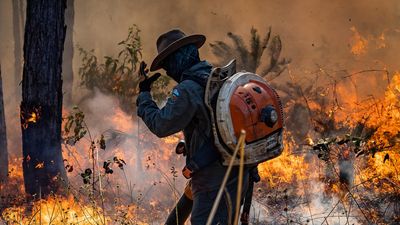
top-left (35, 162), bottom-right (44, 169)
top-left (350, 27), bottom-right (387, 56)
top-left (5, 71), bottom-right (400, 223)
top-left (2, 195), bottom-right (111, 225)
top-left (114, 205), bottom-right (150, 225)
top-left (0, 157), bottom-right (25, 194)
top-left (258, 134), bottom-right (318, 188)
top-left (350, 72), bottom-right (400, 189)
top-left (109, 107), bottom-right (134, 132)
top-left (350, 26), bottom-right (368, 56)
top-left (1, 194), bottom-right (151, 224)
top-left (357, 151), bottom-right (400, 185)
top-left (57, 104), bottom-right (183, 223)
top-left (376, 33), bottom-right (386, 49)
top-left (366, 73), bottom-right (400, 146)
top-left (27, 112), bottom-right (38, 123)
top-left (343, 72), bottom-right (400, 147)
top-left (256, 68), bottom-right (400, 222)
top-left (21, 107), bottom-right (41, 129)
top-left (329, 72), bottom-right (400, 189)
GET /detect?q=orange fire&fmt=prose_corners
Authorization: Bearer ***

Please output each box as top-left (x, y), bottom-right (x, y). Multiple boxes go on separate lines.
top-left (58, 105), bottom-right (183, 223)
top-left (109, 107), bottom-right (134, 133)
top-left (3, 70), bottom-right (399, 224)
top-left (21, 108), bottom-right (41, 129)
top-left (27, 112), bottom-right (38, 123)
top-left (350, 26), bottom-right (388, 56)
top-left (350, 26), bottom-right (368, 56)
top-left (258, 133), bottom-right (316, 188)
top-left (352, 72), bottom-right (400, 188)
top-left (2, 195), bottom-right (112, 225)
top-left (35, 162), bottom-right (44, 169)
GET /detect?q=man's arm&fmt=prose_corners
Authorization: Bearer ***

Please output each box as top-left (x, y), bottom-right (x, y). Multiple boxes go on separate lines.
top-left (137, 81), bottom-right (197, 137)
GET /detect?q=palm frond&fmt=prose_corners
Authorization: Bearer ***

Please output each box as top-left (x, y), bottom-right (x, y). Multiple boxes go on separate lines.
top-left (210, 26), bottom-right (289, 78)
top-left (227, 32), bottom-right (249, 67)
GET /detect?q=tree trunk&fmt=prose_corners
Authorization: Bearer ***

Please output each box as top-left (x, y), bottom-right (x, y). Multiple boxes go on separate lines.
top-left (20, 0), bottom-right (67, 197)
top-left (0, 65), bottom-right (8, 182)
top-left (12, 0), bottom-right (25, 95)
top-left (63, 0), bottom-right (74, 105)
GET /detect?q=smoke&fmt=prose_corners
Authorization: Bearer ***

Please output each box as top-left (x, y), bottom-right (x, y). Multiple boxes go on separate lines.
top-left (80, 89), bottom-right (181, 157)
top-left (1, 0), bottom-right (399, 128)
top-left (65, 90), bottom-right (185, 218)
top-left (251, 180), bottom-right (362, 224)
top-left (71, 0), bottom-right (400, 72)
top-left (300, 181), bottom-right (359, 225)
top-left (2, 0), bottom-right (398, 106)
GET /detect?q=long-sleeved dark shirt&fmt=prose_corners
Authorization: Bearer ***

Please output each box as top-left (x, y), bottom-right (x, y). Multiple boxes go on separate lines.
top-left (137, 61), bottom-right (246, 195)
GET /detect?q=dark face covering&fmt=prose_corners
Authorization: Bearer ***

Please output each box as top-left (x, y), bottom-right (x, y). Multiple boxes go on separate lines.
top-left (162, 44), bottom-right (200, 83)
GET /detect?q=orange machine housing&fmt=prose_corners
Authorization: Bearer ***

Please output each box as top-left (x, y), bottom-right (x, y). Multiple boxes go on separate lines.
top-left (229, 80), bottom-right (283, 143)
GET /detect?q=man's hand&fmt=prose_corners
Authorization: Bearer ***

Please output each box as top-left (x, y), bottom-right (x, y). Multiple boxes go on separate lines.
top-left (138, 61), bottom-right (161, 92)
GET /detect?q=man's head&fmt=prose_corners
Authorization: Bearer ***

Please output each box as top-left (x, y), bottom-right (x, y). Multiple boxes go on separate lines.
top-left (161, 44), bottom-right (199, 82)
top-left (150, 29), bottom-right (206, 82)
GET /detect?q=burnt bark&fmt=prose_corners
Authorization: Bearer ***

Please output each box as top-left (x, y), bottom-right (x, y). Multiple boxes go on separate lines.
top-left (0, 65), bottom-right (8, 182)
top-left (63, 0), bottom-right (74, 105)
top-left (21, 0), bottom-right (68, 197)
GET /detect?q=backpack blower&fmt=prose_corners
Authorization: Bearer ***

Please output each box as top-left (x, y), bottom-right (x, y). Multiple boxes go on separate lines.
top-left (205, 59), bottom-right (284, 166)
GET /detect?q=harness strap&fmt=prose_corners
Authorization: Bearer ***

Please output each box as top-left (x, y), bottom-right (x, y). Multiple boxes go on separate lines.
top-left (240, 167), bottom-right (260, 224)
top-left (181, 73), bottom-right (221, 178)
top-left (240, 179), bottom-right (254, 225)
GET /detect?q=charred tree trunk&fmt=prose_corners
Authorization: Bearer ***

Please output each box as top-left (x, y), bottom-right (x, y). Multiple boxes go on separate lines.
top-left (63, 0), bottom-right (74, 105)
top-left (21, 0), bottom-right (67, 197)
top-left (0, 65), bottom-right (8, 182)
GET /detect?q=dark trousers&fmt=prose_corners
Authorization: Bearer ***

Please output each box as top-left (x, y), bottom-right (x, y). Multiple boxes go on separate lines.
top-left (190, 175), bottom-right (249, 225)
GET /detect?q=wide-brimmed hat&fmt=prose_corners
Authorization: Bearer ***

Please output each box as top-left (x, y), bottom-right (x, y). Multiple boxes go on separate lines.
top-left (150, 29), bottom-right (206, 71)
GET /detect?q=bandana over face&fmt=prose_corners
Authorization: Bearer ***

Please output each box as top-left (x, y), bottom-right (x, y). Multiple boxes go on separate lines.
top-left (162, 44), bottom-right (200, 83)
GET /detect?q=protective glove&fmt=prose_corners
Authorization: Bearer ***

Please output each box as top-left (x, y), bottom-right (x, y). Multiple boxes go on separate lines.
top-left (138, 61), bottom-right (161, 92)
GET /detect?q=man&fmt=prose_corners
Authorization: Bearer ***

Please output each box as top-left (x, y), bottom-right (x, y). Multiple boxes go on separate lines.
top-left (136, 29), bottom-right (248, 224)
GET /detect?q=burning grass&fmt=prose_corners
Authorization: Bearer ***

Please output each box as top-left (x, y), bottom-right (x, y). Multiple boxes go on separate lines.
top-left (251, 72), bottom-right (400, 224)
top-left (2, 195), bottom-right (111, 225)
